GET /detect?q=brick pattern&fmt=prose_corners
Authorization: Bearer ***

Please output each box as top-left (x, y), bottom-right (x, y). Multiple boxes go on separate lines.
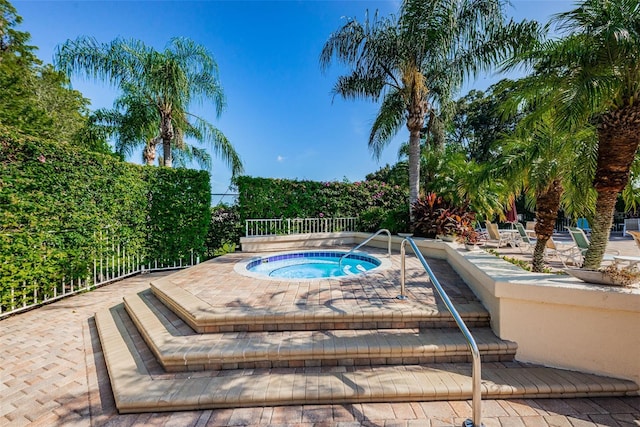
top-left (1, 259), bottom-right (639, 426)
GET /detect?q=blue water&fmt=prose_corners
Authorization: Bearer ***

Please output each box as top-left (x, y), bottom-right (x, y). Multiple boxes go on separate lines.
top-left (248, 254), bottom-right (379, 279)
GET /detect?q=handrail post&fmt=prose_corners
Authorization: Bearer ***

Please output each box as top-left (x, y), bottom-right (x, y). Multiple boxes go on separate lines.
top-left (398, 239), bottom-right (407, 300)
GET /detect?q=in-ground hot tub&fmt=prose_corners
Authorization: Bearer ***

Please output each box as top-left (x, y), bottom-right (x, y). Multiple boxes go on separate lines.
top-left (235, 250), bottom-right (390, 280)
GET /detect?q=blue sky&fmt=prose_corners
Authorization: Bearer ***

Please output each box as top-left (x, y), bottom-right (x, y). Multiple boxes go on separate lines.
top-left (14, 0), bottom-right (573, 201)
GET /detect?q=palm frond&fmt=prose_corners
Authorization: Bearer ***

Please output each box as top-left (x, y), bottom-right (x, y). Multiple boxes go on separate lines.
top-left (369, 90), bottom-right (406, 158)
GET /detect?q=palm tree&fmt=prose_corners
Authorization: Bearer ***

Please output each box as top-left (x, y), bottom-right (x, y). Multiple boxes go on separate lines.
top-left (503, 0), bottom-right (640, 269)
top-left (55, 36), bottom-right (242, 175)
top-left (87, 85), bottom-right (160, 165)
top-left (495, 112), bottom-right (597, 271)
top-left (320, 0), bottom-right (538, 217)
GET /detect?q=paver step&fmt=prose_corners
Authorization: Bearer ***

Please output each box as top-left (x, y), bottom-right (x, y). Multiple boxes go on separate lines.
top-left (96, 303), bottom-right (639, 414)
top-left (150, 279), bottom-right (490, 333)
top-left (124, 290), bottom-right (517, 372)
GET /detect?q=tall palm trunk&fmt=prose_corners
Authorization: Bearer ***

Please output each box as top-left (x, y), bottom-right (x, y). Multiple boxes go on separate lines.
top-left (160, 110), bottom-right (174, 168)
top-left (532, 179), bottom-right (563, 272)
top-left (407, 97), bottom-right (428, 224)
top-left (584, 106), bottom-right (640, 269)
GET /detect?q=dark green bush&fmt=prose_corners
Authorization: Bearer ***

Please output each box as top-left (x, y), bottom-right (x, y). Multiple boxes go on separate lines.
top-left (204, 204), bottom-right (242, 258)
top-left (1, 125), bottom-right (210, 309)
top-left (380, 203), bottom-right (411, 234)
top-left (236, 176), bottom-right (408, 227)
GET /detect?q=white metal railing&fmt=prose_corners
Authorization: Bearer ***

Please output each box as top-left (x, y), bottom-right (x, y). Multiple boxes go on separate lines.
top-left (400, 236), bottom-right (482, 427)
top-left (245, 217), bottom-right (358, 237)
top-left (0, 228), bottom-right (199, 319)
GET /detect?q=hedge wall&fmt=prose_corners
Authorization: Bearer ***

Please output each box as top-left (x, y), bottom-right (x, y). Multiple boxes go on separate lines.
top-left (236, 176), bottom-right (409, 232)
top-left (0, 126), bottom-right (210, 308)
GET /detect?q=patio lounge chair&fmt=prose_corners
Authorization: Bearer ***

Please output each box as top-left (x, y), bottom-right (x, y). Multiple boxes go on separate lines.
top-left (566, 226), bottom-right (618, 266)
top-left (576, 218), bottom-right (591, 234)
top-left (514, 222), bottom-right (535, 254)
top-left (627, 230), bottom-right (640, 252)
top-left (484, 221), bottom-right (510, 248)
top-left (545, 237), bottom-right (581, 268)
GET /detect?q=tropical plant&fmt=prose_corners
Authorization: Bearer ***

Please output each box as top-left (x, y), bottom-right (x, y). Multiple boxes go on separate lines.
top-left (54, 36), bottom-right (243, 175)
top-left (412, 192), bottom-right (476, 238)
top-left (320, 0), bottom-right (538, 217)
top-left (503, 0), bottom-right (640, 269)
top-left (494, 110), bottom-right (597, 271)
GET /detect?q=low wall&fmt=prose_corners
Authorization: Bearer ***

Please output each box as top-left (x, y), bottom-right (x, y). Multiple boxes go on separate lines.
top-left (240, 232), bottom-right (640, 388)
top-left (446, 244), bottom-right (640, 388)
top-left (240, 232), bottom-right (357, 252)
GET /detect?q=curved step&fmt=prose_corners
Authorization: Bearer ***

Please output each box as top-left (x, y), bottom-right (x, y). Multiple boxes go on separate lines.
top-left (96, 304), bottom-right (639, 414)
top-left (124, 291), bottom-right (517, 372)
top-left (150, 279), bottom-right (490, 333)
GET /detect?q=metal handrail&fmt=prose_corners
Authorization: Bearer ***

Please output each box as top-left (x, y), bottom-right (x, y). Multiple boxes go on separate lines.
top-left (338, 229), bottom-right (391, 265)
top-left (400, 237), bottom-right (483, 427)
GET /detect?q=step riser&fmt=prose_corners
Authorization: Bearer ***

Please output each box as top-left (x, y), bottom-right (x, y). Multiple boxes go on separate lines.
top-left (98, 303), bottom-right (638, 415)
top-left (163, 354), bottom-right (515, 372)
top-left (124, 293), bottom-right (516, 374)
top-left (195, 319), bottom-right (491, 333)
top-left (152, 284), bottom-right (490, 333)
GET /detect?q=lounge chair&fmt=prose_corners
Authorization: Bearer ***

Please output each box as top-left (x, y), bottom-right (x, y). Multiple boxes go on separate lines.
top-left (576, 218), bottom-right (591, 234)
top-left (545, 237), bottom-right (581, 268)
top-left (627, 230), bottom-right (640, 252)
top-left (514, 222), bottom-right (535, 254)
top-left (525, 221), bottom-right (537, 238)
top-left (566, 226), bottom-right (618, 266)
top-left (484, 221), bottom-right (510, 248)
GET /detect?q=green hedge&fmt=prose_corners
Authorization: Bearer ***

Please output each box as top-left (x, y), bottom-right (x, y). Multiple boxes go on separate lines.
top-left (0, 126), bottom-right (210, 309)
top-left (236, 176), bottom-right (409, 232)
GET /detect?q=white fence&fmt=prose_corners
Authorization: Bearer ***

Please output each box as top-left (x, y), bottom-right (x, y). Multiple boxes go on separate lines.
top-left (0, 229), bottom-right (199, 319)
top-left (245, 217), bottom-right (358, 237)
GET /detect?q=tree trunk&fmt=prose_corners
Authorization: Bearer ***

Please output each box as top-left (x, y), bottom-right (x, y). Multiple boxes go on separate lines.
top-left (584, 105), bottom-right (640, 269)
top-left (407, 128), bottom-right (421, 214)
top-left (583, 190), bottom-right (617, 269)
top-left (142, 137), bottom-right (158, 165)
top-left (160, 110), bottom-right (174, 168)
top-left (532, 179), bottom-right (563, 272)
top-left (406, 98), bottom-right (428, 223)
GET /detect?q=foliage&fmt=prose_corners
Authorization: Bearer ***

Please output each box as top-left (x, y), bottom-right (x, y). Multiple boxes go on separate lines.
top-left (0, 1), bottom-right (93, 147)
top-left (502, 0), bottom-right (640, 269)
top-left (359, 207), bottom-right (389, 233)
top-left (204, 204), bottom-right (242, 258)
top-left (320, 0), bottom-right (539, 208)
top-left (411, 192), bottom-right (476, 238)
top-left (146, 168), bottom-right (211, 264)
top-left (0, 125), bottom-right (210, 310)
top-left (236, 176), bottom-right (408, 231)
top-left (365, 162), bottom-right (409, 188)
top-left (55, 36), bottom-right (243, 174)
top-left (447, 80), bottom-right (523, 162)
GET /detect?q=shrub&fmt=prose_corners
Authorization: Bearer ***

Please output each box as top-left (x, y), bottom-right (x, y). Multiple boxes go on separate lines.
top-left (236, 176), bottom-right (408, 226)
top-left (205, 204), bottom-right (242, 258)
top-left (412, 193), bottom-right (476, 239)
top-left (1, 125), bottom-right (210, 310)
top-left (359, 207), bottom-right (388, 232)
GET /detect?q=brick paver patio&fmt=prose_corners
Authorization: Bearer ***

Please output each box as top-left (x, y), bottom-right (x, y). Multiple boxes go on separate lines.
top-left (1, 245), bottom-right (639, 426)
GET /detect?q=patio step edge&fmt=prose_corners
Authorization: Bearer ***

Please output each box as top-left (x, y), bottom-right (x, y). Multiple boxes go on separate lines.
top-left (124, 290), bottom-right (517, 372)
top-left (150, 279), bottom-right (490, 333)
top-left (95, 304), bottom-right (639, 414)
